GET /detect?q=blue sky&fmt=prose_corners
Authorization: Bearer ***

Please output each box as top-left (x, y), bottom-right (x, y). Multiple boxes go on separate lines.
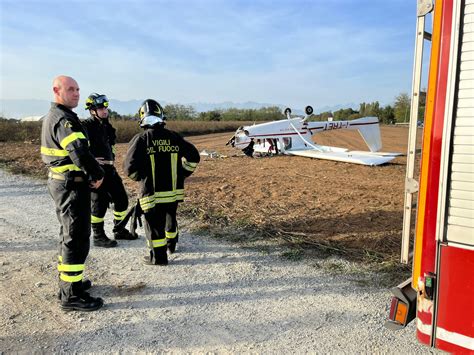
top-left (1, 0), bottom-right (422, 111)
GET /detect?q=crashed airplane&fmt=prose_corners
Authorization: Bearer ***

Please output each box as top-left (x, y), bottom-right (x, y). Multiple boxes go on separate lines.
top-left (227, 106), bottom-right (401, 166)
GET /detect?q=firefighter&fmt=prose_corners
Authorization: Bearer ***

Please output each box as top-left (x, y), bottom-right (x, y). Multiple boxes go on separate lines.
top-left (123, 99), bottom-right (200, 265)
top-left (41, 75), bottom-right (104, 311)
top-left (83, 93), bottom-right (135, 248)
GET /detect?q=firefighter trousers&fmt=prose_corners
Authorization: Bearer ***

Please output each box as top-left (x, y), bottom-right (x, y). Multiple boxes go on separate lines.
top-left (90, 166), bottom-right (128, 232)
top-left (143, 202), bottom-right (178, 263)
top-left (47, 178), bottom-right (91, 299)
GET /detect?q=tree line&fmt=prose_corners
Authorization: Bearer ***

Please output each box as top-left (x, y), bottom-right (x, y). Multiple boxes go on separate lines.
top-left (108, 91), bottom-right (425, 124)
top-left (108, 105), bottom-right (286, 122)
top-left (311, 92), bottom-right (425, 124)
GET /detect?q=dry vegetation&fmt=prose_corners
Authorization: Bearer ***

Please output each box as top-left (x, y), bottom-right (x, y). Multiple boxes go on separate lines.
top-left (0, 119), bottom-right (254, 144)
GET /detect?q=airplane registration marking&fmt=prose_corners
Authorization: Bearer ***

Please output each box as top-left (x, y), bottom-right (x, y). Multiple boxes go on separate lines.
top-left (326, 122), bottom-right (348, 130)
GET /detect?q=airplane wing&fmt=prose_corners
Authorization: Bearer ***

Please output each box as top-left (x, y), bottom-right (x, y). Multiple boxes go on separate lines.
top-left (349, 151), bottom-right (403, 157)
top-left (286, 149), bottom-right (399, 166)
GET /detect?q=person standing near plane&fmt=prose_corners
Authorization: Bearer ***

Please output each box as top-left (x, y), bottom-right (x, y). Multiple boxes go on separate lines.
top-left (41, 75), bottom-right (104, 311)
top-left (83, 93), bottom-right (135, 248)
top-left (124, 99), bottom-right (200, 265)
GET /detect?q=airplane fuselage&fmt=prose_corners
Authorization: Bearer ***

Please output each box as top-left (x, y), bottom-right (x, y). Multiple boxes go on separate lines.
top-left (226, 109), bottom-right (400, 165)
top-left (232, 116), bottom-right (380, 152)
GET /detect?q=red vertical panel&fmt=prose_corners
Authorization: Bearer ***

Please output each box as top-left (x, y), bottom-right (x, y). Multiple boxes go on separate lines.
top-left (435, 246), bottom-right (474, 353)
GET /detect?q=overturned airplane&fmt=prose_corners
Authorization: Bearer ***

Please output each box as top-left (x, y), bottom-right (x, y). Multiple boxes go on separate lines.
top-left (227, 106), bottom-right (401, 166)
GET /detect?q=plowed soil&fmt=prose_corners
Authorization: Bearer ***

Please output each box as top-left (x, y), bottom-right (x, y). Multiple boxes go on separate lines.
top-left (0, 125), bottom-right (421, 263)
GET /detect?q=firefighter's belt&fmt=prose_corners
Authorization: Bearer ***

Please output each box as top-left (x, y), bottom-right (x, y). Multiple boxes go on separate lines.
top-left (48, 172), bottom-right (84, 182)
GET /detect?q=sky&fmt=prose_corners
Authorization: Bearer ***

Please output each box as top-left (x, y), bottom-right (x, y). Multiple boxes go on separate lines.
top-left (0, 0), bottom-right (424, 111)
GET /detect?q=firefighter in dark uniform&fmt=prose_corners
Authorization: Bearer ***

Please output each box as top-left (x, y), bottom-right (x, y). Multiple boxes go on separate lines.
top-left (82, 93), bottom-right (135, 248)
top-left (124, 99), bottom-right (200, 265)
top-left (41, 75), bottom-right (104, 311)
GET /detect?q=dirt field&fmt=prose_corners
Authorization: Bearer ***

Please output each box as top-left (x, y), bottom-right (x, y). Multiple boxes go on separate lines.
top-left (0, 125), bottom-right (420, 266)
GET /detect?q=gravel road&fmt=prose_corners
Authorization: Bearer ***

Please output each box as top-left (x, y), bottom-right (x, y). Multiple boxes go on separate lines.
top-left (0, 169), bottom-right (432, 353)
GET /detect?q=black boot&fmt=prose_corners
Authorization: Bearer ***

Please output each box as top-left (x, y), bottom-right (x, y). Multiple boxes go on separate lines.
top-left (167, 234), bottom-right (179, 254)
top-left (94, 233), bottom-right (118, 248)
top-left (57, 279), bottom-right (92, 300)
top-left (60, 291), bottom-right (104, 312)
top-left (167, 239), bottom-right (177, 254)
top-left (143, 248), bottom-right (168, 266)
top-left (93, 222), bottom-right (117, 248)
top-left (114, 228), bottom-right (138, 240)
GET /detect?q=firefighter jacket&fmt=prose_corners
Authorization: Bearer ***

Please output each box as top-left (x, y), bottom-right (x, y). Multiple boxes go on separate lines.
top-left (123, 126), bottom-right (200, 212)
top-left (41, 103), bottom-right (104, 181)
top-left (82, 117), bottom-right (116, 161)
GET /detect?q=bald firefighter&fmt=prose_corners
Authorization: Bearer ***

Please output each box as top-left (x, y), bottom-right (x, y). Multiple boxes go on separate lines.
top-left (41, 75), bottom-right (104, 311)
top-left (124, 99), bottom-right (200, 265)
top-left (83, 93), bottom-right (135, 248)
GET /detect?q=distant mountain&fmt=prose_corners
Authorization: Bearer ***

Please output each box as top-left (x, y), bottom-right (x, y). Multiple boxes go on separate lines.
top-left (1, 99), bottom-right (358, 119)
top-left (0, 99), bottom-right (51, 119)
top-left (188, 101), bottom-right (283, 113)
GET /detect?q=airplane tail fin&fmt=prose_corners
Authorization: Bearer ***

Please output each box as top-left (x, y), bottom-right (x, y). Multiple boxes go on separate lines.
top-left (349, 117), bottom-right (382, 152)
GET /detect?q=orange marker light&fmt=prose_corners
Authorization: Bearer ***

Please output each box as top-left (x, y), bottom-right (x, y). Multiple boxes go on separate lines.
top-left (389, 297), bottom-right (409, 326)
top-left (395, 301), bottom-right (408, 325)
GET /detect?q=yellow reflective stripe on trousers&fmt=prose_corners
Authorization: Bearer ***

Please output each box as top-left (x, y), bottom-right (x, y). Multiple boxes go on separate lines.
top-left (91, 215), bottom-right (104, 223)
top-left (171, 153), bottom-right (177, 191)
top-left (166, 230), bottom-right (178, 239)
top-left (57, 263), bottom-right (85, 272)
top-left (113, 210), bottom-right (127, 220)
top-left (147, 238), bottom-right (167, 248)
top-left (49, 164), bottom-right (81, 173)
top-left (60, 272), bottom-right (83, 283)
top-left (41, 146), bottom-right (69, 157)
top-left (60, 132), bottom-right (86, 150)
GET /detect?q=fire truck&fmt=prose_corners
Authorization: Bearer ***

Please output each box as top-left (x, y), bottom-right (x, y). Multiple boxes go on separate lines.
top-left (385, 0), bottom-right (474, 353)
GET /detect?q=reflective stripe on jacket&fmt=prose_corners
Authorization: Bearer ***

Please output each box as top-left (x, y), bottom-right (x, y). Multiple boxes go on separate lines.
top-left (41, 103), bottom-right (104, 181)
top-left (123, 126), bottom-right (200, 211)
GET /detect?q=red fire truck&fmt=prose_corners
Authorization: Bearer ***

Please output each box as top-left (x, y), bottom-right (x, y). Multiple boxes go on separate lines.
top-left (386, 0), bottom-right (473, 353)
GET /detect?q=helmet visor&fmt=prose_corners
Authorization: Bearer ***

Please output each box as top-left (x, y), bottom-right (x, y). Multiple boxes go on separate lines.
top-left (140, 114), bottom-right (165, 127)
